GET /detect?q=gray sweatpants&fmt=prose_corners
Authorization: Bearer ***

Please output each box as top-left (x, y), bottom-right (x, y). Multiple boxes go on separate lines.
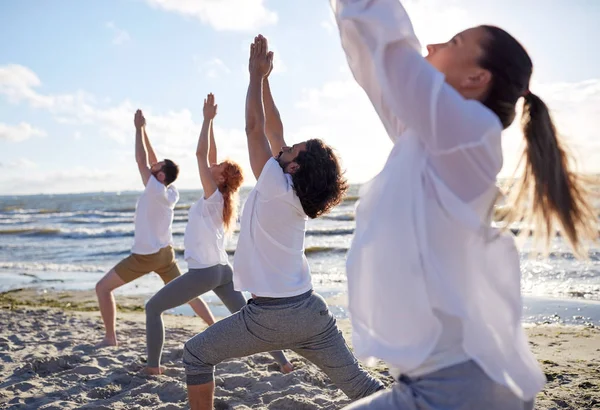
top-left (145, 264), bottom-right (289, 368)
top-left (183, 290), bottom-right (384, 400)
top-left (343, 360), bottom-right (535, 410)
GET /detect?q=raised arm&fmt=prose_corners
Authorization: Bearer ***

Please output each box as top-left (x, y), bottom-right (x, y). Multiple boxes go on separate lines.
top-left (331, 0), bottom-right (498, 151)
top-left (263, 75), bottom-right (286, 157)
top-left (245, 35), bottom-right (274, 180)
top-left (196, 93), bottom-right (219, 199)
top-left (143, 123), bottom-right (158, 166)
top-left (208, 119), bottom-right (217, 165)
top-left (134, 110), bottom-right (152, 186)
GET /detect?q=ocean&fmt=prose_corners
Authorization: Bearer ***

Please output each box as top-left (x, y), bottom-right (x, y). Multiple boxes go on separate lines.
top-left (1, 186), bottom-right (599, 325)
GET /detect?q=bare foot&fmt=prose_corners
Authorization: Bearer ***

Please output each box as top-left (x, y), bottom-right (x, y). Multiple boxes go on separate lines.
top-left (143, 366), bottom-right (166, 375)
top-left (95, 337), bottom-right (117, 348)
top-left (280, 362), bottom-right (294, 374)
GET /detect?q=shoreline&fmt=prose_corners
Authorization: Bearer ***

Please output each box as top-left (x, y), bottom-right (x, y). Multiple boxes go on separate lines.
top-left (2, 286), bottom-right (600, 327)
top-left (0, 290), bottom-right (599, 409)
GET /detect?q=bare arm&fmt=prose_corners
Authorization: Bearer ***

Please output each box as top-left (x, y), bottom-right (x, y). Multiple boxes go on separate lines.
top-left (262, 77), bottom-right (286, 157)
top-left (134, 110), bottom-right (151, 186)
top-left (196, 93), bottom-right (219, 198)
top-left (208, 120), bottom-right (217, 165)
top-left (246, 36), bottom-right (274, 180)
top-left (143, 126), bottom-right (158, 165)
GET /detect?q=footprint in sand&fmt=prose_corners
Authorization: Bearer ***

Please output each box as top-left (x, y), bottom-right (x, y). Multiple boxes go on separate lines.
top-left (27, 354), bottom-right (83, 377)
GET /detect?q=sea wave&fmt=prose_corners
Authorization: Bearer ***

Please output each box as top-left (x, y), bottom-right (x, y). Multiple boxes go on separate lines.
top-left (1, 207), bottom-right (61, 215)
top-left (343, 196), bottom-right (359, 203)
top-left (0, 228), bottom-right (62, 236)
top-left (322, 213), bottom-right (355, 222)
top-left (306, 228), bottom-right (354, 236)
top-left (0, 227), bottom-right (133, 239)
top-left (305, 246), bottom-right (348, 255)
top-left (173, 246), bottom-right (348, 257)
top-left (0, 261), bottom-right (106, 273)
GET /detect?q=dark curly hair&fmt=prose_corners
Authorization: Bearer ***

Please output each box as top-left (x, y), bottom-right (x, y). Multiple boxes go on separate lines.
top-left (162, 159), bottom-right (179, 186)
top-left (291, 139), bottom-right (348, 219)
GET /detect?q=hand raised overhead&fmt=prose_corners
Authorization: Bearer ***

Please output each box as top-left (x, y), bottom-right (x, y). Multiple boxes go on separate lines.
top-left (203, 93), bottom-right (218, 120)
top-left (248, 34), bottom-right (274, 79)
top-left (134, 109), bottom-right (146, 129)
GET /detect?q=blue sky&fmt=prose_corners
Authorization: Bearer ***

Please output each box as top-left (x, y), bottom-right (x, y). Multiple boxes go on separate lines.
top-left (1, 0), bottom-right (599, 195)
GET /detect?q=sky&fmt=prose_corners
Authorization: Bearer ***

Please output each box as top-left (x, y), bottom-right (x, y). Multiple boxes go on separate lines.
top-left (0, 0), bottom-right (599, 195)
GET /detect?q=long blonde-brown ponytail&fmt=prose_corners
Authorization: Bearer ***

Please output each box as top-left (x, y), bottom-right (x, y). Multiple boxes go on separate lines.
top-left (479, 25), bottom-right (597, 256)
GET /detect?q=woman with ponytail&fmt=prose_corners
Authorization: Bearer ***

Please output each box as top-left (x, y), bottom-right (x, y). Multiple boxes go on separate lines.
top-left (144, 93), bottom-right (292, 375)
top-left (328, 0), bottom-right (598, 409)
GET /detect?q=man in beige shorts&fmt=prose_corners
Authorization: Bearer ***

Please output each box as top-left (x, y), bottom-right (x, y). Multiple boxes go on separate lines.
top-left (95, 109), bottom-right (215, 347)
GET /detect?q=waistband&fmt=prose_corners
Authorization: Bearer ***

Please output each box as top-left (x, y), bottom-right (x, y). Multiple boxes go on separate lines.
top-left (249, 289), bottom-right (313, 306)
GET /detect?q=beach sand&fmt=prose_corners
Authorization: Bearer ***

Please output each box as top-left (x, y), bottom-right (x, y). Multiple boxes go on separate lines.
top-left (1, 289), bottom-right (599, 410)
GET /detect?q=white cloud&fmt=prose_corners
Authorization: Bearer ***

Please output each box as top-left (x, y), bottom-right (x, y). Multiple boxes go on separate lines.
top-left (0, 166), bottom-right (137, 195)
top-left (0, 64), bottom-right (53, 107)
top-left (293, 79), bottom-right (392, 183)
top-left (401, 0), bottom-right (472, 47)
top-left (294, 75), bottom-right (600, 183)
top-left (143, 0), bottom-right (277, 31)
top-left (105, 21), bottom-right (131, 45)
top-left (0, 122), bottom-right (46, 142)
top-left (499, 78), bottom-right (600, 176)
top-left (321, 20), bottom-right (334, 33)
top-left (321, 11), bottom-right (337, 34)
top-left (269, 45), bottom-right (287, 75)
top-left (303, 0), bottom-right (600, 178)
top-left (196, 57), bottom-right (232, 79)
top-left (0, 158), bottom-right (38, 170)
top-left (0, 64), bottom-right (242, 151)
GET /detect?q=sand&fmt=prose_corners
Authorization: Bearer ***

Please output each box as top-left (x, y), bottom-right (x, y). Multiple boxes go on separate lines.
top-left (0, 289), bottom-right (599, 410)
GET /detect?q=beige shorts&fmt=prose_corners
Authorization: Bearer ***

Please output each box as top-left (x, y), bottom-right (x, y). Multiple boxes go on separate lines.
top-left (113, 245), bottom-right (181, 284)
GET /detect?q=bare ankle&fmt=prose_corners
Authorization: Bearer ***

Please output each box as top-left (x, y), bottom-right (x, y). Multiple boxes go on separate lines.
top-left (96, 336), bottom-right (117, 348)
top-left (144, 366), bottom-right (165, 375)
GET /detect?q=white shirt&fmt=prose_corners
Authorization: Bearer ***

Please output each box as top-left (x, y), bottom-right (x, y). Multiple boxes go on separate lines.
top-left (131, 175), bottom-right (179, 255)
top-left (332, 0), bottom-right (545, 401)
top-left (233, 158), bottom-right (312, 297)
top-left (184, 190), bottom-right (229, 269)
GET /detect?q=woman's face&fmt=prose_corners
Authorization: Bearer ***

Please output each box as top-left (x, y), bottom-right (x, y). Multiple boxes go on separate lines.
top-left (210, 162), bottom-right (227, 185)
top-left (425, 26), bottom-right (492, 99)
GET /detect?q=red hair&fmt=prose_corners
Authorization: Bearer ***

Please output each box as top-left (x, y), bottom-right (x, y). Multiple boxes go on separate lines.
top-left (218, 160), bottom-right (244, 232)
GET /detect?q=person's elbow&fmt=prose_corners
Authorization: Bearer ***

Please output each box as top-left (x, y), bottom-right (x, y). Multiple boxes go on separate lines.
top-left (245, 121), bottom-right (264, 139)
top-left (136, 155), bottom-right (148, 167)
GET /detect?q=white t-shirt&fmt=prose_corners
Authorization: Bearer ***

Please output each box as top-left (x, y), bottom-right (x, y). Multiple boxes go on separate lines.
top-left (333, 0), bottom-right (545, 401)
top-left (233, 158), bottom-right (311, 297)
top-left (131, 175), bottom-right (179, 255)
top-left (184, 190), bottom-right (229, 269)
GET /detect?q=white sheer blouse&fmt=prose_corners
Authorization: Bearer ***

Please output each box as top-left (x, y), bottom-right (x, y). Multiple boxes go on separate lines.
top-left (332, 0), bottom-right (545, 400)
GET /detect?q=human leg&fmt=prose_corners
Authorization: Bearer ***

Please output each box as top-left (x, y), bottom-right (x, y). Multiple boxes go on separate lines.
top-left (212, 264), bottom-right (293, 372)
top-left (183, 307), bottom-right (285, 410)
top-left (95, 268), bottom-right (126, 346)
top-left (290, 293), bottom-right (383, 400)
top-left (343, 360), bottom-right (535, 409)
top-left (155, 249), bottom-right (216, 326)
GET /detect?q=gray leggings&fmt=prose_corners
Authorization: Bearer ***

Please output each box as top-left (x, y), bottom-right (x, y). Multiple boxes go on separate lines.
top-left (145, 264), bottom-right (289, 368)
top-left (343, 360), bottom-right (535, 410)
top-left (183, 290), bottom-right (384, 400)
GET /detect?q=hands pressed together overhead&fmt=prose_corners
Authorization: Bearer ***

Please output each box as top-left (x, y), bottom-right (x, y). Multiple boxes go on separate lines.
top-left (203, 93), bottom-right (218, 120)
top-left (134, 109), bottom-right (145, 129)
top-left (249, 34), bottom-right (274, 79)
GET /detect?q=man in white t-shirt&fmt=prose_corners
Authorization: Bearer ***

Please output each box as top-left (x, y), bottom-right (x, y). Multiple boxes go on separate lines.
top-left (183, 35), bottom-right (384, 410)
top-left (95, 110), bottom-right (214, 347)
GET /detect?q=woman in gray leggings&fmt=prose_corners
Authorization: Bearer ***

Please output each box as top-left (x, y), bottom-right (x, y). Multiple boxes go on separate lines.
top-left (144, 94), bottom-right (292, 374)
